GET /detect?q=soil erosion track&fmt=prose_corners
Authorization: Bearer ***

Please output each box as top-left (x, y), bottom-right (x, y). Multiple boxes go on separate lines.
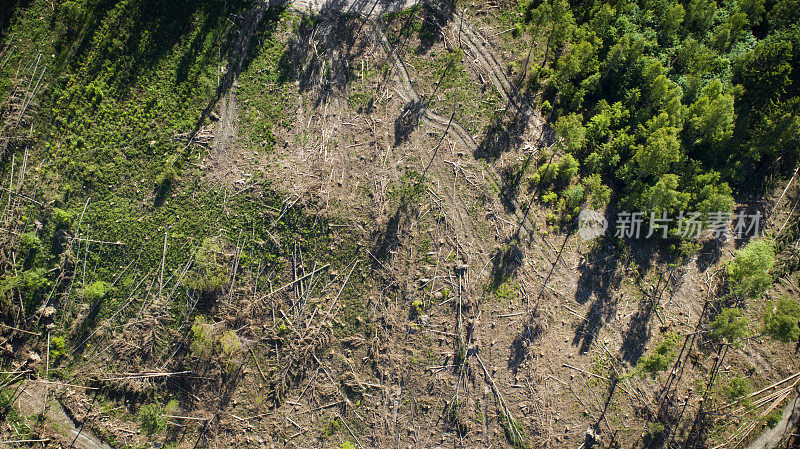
top-left (16, 381), bottom-right (113, 449)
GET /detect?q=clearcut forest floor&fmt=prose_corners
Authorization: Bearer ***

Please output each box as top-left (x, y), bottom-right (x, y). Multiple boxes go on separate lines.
top-left (1, 0), bottom-right (799, 448)
top-left (194, 2), bottom-right (800, 448)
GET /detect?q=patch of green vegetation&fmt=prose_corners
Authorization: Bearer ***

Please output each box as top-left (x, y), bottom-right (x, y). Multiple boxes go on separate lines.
top-left (727, 239), bottom-right (775, 298)
top-left (710, 308), bottom-right (751, 347)
top-left (762, 296), bottom-right (800, 342)
top-left (390, 170), bottom-right (426, 207)
top-left (183, 238), bottom-right (228, 294)
top-left (581, 173), bottom-right (611, 209)
top-left (646, 421), bottom-right (666, 438)
top-left (444, 399), bottom-right (467, 434)
top-left (190, 315), bottom-right (239, 364)
top-left (81, 280), bottom-right (110, 301)
top-left (0, 267), bottom-right (50, 313)
top-left (637, 332), bottom-right (681, 377)
top-left (536, 154), bottom-right (579, 191)
top-left (495, 281), bottom-right (519, 301)
top-left (0, 387), bottom-right (35, 439)
top-left (499, 409), bottom-right (530, 449)
top-left (237, 7), bottom-right (297, 152)
top-left (137, 399), bottom-right (176, 436)
top-left (0, 2), bottom-right (371, 376)
top-left (514, 0), bottom-right (800, 246)
top-left (190, 315), bottom-right (214, 355)
top-left (49, 335), bottom-right (68, 361)
top-left (322, 416), bottom-right (342, 438)
top-left (590, 352), bottom-right (613, 385)
top-left (763, 408), bottom-right (782, 428)
top-left (348, 91), bottom-right (375, 111)
top-left (721, 377), bottom-right (753, 409)
top-left (218, 329), bottom-right (242, 367)
top-left (411, 297), bottom-right (425, 318)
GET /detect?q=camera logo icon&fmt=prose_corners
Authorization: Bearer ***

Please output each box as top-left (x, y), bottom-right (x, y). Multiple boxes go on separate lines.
top-left (577, 209), bottom-right (607, 241)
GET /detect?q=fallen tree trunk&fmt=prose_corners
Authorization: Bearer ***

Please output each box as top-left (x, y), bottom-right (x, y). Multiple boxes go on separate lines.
top-left (746, 394), bottom-right (800, 449)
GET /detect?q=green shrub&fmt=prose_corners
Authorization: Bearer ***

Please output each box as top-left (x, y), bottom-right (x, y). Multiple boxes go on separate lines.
top-left (190, 316), bottom-right (215, 357)
top-left (710, 308), bottom-right (750, 347)
top-left (81, 281), bottom-right (110, 301)
top-left (679, 240), bottom-right (701, 260)
top-left (538, 163), bottom-right (558, 186)
top-left (322, 417), bottom-right (342, 437)
top-left (156, 164), bottom-right (177, 189)
top-left (647, 421), bottom-right (665, 436)
top-left (582, 173), bottom-right (611, 209)
top-left (138, 403), bottom-right (167, 436)
top-left (190, 317), bottom-right (241, 370)
top-left (52, 208), bottom-right (75, 230)
top-left (499, 410), bottom-right (530, 449)
top-left (411, 298), bottom-right (424, 317)
top-left (637, 332), bottom-right (681, 377)
top-left (764, 408), bottom-right (782, 428)
top-left (563, 184), bottom-right (585, 210)
top-left (556, 154), bottom-right (579, 185)
top-left (0, 387), bottom-right (14, 417)
top-left (20, 232), bottom-right (42, 254)
top-left (218, 330), bottom-right (242, 365)
top-left (763, 297), bottom-right (800, 342)
top-left (585, 152), bottom-right (602, 172)
top-left (722, 377), bottom-right (753, 408)
top-left (1, 268), bottom-right (50, 311)
top-left (526, 172), bottom-right (541, 190)
top-left (183, 238), bottom-right (227, 293)
top-left (49, 336), bottom-right (67, 360)
top-left (496, 282), bottom-right (518, 301)
top-left (58, 0), bottom-right (86, 31)
top-left (727, 239), bottom-right (775, 298)
top-left (554, 113), bottom-right (586, 153)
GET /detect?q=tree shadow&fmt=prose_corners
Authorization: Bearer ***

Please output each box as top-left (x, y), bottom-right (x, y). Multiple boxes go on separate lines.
top-left (394, 98), bottom-right (424, 145)
top-left (681, 406), bottom-right (712, 449)
top-left (153, 178), bottom-right (173, 208)
top-left (0, 0), bottom-right (32, 40)
top-left (588, 377), bottom-right (620, 448)
top-left (192, 1), bottom-right (286, 131)
top-left (55, 0), bottom-right (248, 91)
top-left (414, 0), bottom-right (455, 55)
top-left (275, 0), bottom-right (385, 107)
top-left (695, 238), bottom-right (722, 272)
top-left (573, 291), bottom-right (619, 355)
top-left (370, 177), bottom-right (422, 265)
top-left (488, 239), bottom-right (523, 291)
top-left (499, 154), bottom-right (535, 214)
top-left (619, 294), bottom-right (656, 364)
top-left (474, 102), bottom-right (531, 162)
top-left (472, 71), bottom-right (556, 163)
top-left (371, 205), bottom-right (404, 264)
top-left (572, 237), bottom-right (621, 354)
top-left (71, 294), bottom-right (106, 359)
top-left (619, 261), bottom-right (679, 364)
top-left (507, 306), bottom-right (547, 375)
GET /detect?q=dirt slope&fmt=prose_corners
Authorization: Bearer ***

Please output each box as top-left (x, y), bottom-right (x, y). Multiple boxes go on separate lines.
top-left (15, 381), bottom-right (113, 449)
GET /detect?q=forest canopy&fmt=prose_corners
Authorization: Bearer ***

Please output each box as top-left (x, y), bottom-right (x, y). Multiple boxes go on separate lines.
top-left (518, 0), bottom-right (800, 234)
